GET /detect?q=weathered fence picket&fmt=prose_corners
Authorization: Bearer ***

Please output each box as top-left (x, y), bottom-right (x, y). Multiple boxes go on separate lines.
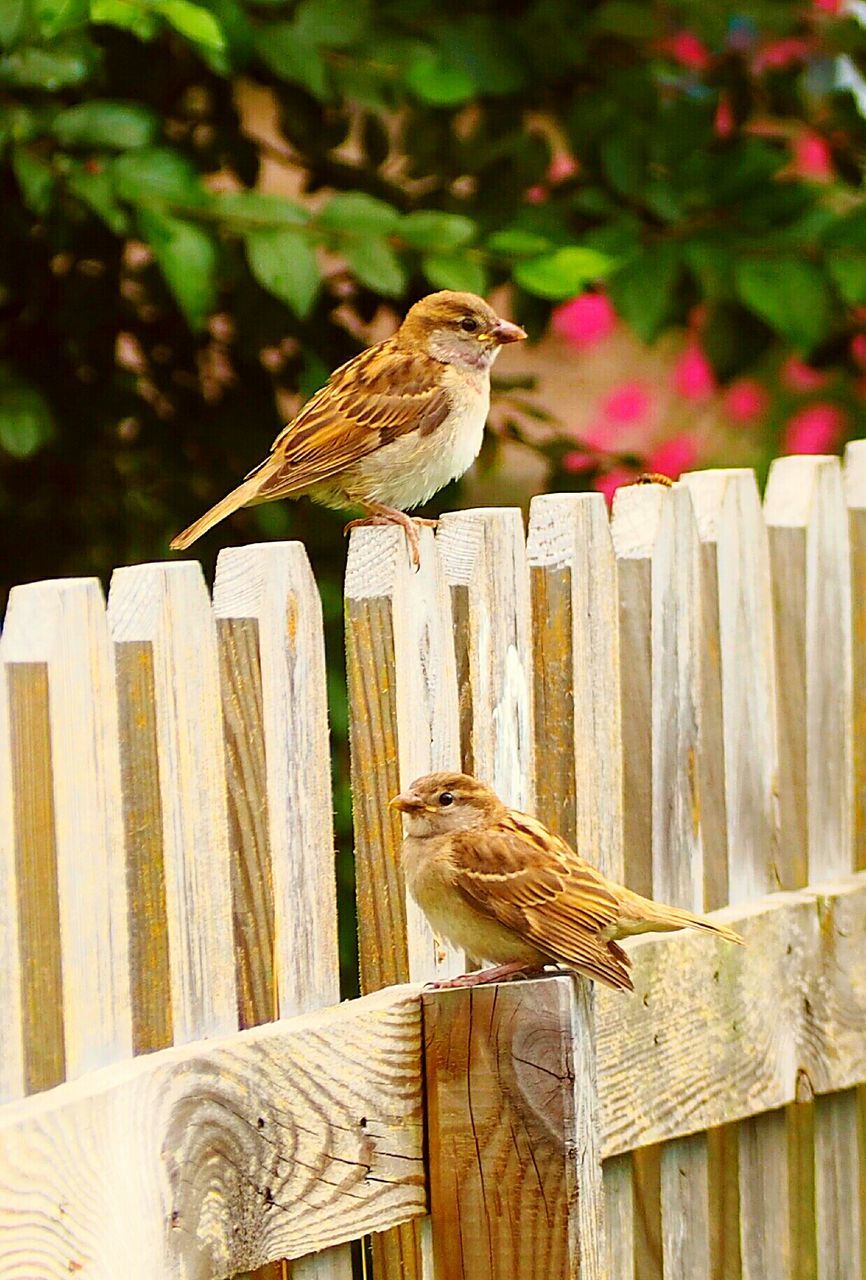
top-left (1, 450), bottom-right (866, 1280)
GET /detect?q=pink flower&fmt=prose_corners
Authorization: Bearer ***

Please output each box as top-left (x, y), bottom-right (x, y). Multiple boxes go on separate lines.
top-left (562, 450), bottom-right (595, 473)
top-left (753, 37), bottom-right (811, 74)
top-left (524, 185), bottom-right (548, 204)
top-left (673, 344), bottom-right (716, 400)
top-left (851, 334), bottom-right (866, 367)
top-left (791, 132), bottom-right (833, 181)
top-left (646, 434), bottom-right (700, 479)
top-left (813, 0), bottom-right (841, 13)
top-left (547, 153), bottom-right (580, 184)
top-left (715, 93), bottom-right (735, 139)
top-left (724, 379), bottom-right (769, 423)
top-left (783, 402), bottom-right (846, 454)
top-left (602, 381), bottom-right (652, 425)
top-left (662, 31), bottom-right (711, 71)
top-left (781, 356), bottom-right (828, 392)
top-left (594, 467), bottom-right (638, 504)
top-left (552, 293), bottom-right (616, 348)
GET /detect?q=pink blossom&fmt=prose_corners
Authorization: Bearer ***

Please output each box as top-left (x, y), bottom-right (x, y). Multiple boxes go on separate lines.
top-left (813, 0), bottom-right (841, 13)
top-left (791, 132), bottom-right (833, 181)
top-left (673, 344), bottom-right (716, 400)
top-left (524, 185), bottom-right (548, 204)
top-left (562, 450), bottom-right (595, 474)
top-left (602, 381), bottom-right (652, 425)
top-left (714, 93), bottom-right (734, 139)
top-left (547, 153), bottom-right (580, 184)
top-left (783, 402), bottom-right (847, 454)
top-left (781, 356), bottom-right (829, 392)
top-left (753, 37), bottom-right (811, 74)
top-left (851, 334), bottom-right (866, 367)
top-left (662, 31), bottom-right (711, 71)
top-left (552, 293), bottom-right (616, 347)
top-left (594, 467), bottom-right (638, 505)
top-left (646, 434), bottom-right (700, 479)
top-left (724, 379), bottom-right (769, 423)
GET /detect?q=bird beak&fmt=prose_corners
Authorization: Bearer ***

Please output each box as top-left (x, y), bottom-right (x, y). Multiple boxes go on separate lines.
top-left (390, 790), bottom-right (426, 814)
top-left (490, 318), bottom-right (527, 345)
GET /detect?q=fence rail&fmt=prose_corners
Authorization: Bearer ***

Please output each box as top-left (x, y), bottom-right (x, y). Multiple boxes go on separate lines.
top-left (1, 448), bottom-right (865, 1280)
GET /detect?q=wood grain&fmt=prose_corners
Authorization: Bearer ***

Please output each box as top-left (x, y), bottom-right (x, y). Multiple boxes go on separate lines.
top-left (108, 562), bottom-right (237, 1044)
top-left (214, 543), bottom-right (348, 1280)
top-left (844, 439), bottom-right (866, 871)
top-left (423, 975), bottom-right (603, 1280)
top-left (766, 455), bottom-right (859, 1280)
top-left (527, 493), bottom-right (623, 882)
top-left (609, 482), bottom-right (670, 1280)
top-left (0, 986), bottom-right (426, 1279)
top-left (345, 525), bottom-right (462, 1280)
top-left (3, 579), bottom-right (132, 1083)
top-left (437, 508), bottom-right (535, 810)
top-left (0, 639), bottom-right (24, 1102)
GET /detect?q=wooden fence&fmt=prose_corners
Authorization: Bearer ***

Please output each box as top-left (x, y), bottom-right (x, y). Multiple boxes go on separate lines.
top-left (0, 447), bottom-right (865, 1280)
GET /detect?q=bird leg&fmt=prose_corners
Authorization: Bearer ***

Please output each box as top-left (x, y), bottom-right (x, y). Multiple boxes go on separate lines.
top-left (343, 503), bottom-right (438, 569)
top-left (425, 961), bottom-right (551, 990)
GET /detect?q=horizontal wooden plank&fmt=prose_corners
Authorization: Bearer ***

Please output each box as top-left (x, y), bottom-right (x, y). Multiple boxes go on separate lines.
top-left (0, 986), bottom-right (426, 1279)
top-left (2, 879), bottom-right (865, 1276)
top-left (596, 873), bottom-right (866, 1157)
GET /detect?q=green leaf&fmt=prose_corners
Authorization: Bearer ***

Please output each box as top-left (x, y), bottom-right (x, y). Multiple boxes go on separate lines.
top-left (211, 190), bottom-right (309, 227)
top-left (422, 253), bottom-right (487, 295)
top-left (593, 0), bottom-right (656, 37)
top-left (294, 0), bottom-right (368, 48)
top-left (735, 257), bottom-right (832, 351)
top-left (138, 207), bottom-right (218, 329)
top-left (827, 253), bottom-right (866, 306)
top-left (608, 244), bottom-right (680, 343)
top-left (600, 133), bottom-right (645, 200)
top-left (406, 49), bottom-right (475, 106)
top-left (245, 226), bottom-right (320, 316)
top-left (821, 207), bottom-right (866, 250)
top-left (399, 211), bottom-right (475, 252)
top-left (67, 163), bottom-right (129, 233)
top-left (486, 229), bottom-right (553, 257)
top-left (0, 34), bottom-right (97, 87)
top-left (90, 0), bottom-right (160, 38)
top-left (0, 0), bottom-right (29, 47)
top-left (319, 191), bottom-right (401, 236)
top-left (684, 239), bottom-right (737, 299)
top-left (153, 0), bottom-right (224, 48)
top-left (513, 246), bottom-right (613, 300)
top-left (344, 237), bottom-right (406, 296)
top-left (36, 0), bottom-right (88, 36)
top-left (112, 147), bottom-right (206, 205)
top-left (254, 23), bottom-right (328, 97)
top-left (12, 146), bottom-right (53, 216)
top-left (0, 367), bottom-right (54, 458)
top-left (54, 100), bottom-right (158, 149)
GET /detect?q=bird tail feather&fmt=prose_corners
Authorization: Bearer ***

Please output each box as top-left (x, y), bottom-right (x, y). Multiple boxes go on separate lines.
top-left (619, 891), bottom-right (744, 945)
top-left (169, 475), bottom-right (266, 551)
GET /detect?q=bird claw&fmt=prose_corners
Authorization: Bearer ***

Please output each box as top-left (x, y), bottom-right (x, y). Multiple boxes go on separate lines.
top-left (343, 511), bottom-right (436, 571)
top-left (424, 961), bottom-right (549, 990)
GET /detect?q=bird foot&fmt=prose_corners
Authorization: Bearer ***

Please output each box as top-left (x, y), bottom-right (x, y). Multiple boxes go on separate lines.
top-left (425, 961), bottom-right (549, 990)
top-left (343, 508), bottom-right (437, 569)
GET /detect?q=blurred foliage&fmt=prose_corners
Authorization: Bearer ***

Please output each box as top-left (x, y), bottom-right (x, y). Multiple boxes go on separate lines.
top-left (3, 0), bottom-right (866, 987)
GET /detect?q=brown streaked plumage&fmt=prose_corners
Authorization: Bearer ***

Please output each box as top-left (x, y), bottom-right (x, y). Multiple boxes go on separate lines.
top-left (170, 291), bottom-right (526, 562)
top-left (391, 771), bottom-right (743, 991)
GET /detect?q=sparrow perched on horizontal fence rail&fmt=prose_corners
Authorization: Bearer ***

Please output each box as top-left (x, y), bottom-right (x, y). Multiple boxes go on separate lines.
top-left (170, 291), bottom-right (526, 564)
top-left (391, 772), bottom-right (743, 990)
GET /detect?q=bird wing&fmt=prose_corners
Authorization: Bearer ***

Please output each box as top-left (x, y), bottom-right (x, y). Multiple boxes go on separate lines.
top-left (449, 810), bottom-right (633, 989)
top-left (245, 339), bottom-right (453, 500)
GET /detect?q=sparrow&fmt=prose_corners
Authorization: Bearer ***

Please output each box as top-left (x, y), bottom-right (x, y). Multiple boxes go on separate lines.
top-left (391, 772), bottom-right (743, 990)
top-left (170, 291), bottom-right (526, 564)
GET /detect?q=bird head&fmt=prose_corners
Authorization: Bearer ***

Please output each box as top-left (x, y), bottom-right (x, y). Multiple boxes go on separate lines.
top-left (390, 771), bottom-right (503, 836)
top-left (398, 291), bottom-right (526, 371)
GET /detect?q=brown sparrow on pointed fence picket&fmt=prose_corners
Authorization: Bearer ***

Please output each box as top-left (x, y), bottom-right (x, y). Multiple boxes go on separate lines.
top-left (391, 772), bottom-right (743, 990)
top-left (170, 291), bottom-right (526, 564)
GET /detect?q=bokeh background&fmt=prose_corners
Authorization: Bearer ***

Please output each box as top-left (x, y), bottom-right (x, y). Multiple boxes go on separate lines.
top-left (4, 0), bottom-right (866, 987)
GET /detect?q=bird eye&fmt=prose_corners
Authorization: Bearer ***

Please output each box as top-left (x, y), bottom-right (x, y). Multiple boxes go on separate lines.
top-left (439, 791), bottom-right (455, 806)
top-left (460, 317), bottom-right (478, 333)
